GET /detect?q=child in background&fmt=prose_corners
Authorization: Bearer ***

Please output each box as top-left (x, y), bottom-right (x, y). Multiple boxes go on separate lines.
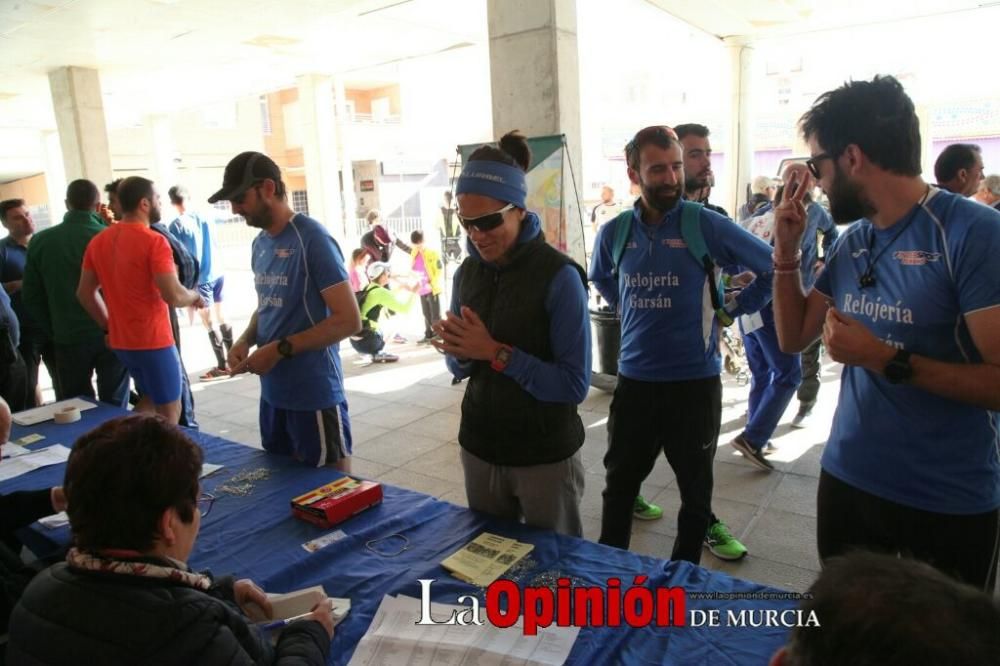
top-left (349, 248), bottom-right (369, 293)
top-left (408, 230), bottom-right (443, 343)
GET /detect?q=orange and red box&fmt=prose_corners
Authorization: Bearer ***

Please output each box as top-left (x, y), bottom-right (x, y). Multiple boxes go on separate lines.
top-left (291, 477), bottom-right (383, 528)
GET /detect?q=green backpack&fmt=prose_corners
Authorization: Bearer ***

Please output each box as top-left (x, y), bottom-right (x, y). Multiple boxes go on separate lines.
top-left (610, 201), bottom-right (734, 326)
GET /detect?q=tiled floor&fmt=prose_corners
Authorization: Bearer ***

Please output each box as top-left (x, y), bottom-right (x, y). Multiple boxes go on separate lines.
top-left (180, 287), bottom-right (840, 593)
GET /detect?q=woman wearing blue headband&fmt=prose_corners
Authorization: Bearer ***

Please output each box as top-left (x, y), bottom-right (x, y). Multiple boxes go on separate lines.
top-left (432, 131), bottom-right (592, 537)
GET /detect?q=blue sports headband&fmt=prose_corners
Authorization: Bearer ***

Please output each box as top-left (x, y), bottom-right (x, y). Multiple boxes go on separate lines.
top-left (455, 160), bottom-right (527, 209)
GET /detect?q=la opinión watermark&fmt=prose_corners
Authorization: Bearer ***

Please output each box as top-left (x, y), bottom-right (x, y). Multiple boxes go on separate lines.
top-left (416, 578), bottom-right (819, 635)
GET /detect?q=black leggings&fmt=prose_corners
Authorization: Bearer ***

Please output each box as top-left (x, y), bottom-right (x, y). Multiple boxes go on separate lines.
top-left (817, 470), bottom-right (999, 592)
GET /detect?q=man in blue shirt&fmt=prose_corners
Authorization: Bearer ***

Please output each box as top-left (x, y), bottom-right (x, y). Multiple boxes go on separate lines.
top-left (0, 287), bottom-right (26, 412)
top-left (590, 126), bottom-right (775, 565)
top-left (773, 75), bottom-right (1000, 591)
top-left (212, 152), bottom-right (361, 471)
top-left (0, 200), bottom-right (50, 409)
top-left (790, 194), bottom-right (838, 428)
top-left (168, 186), bottom-right (233, 382)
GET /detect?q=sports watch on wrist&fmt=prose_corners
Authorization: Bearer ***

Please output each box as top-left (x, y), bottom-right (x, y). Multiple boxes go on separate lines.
top-left (277, 338), bottom-right (294, 359)
top-left (490, 344), bottom-right (513, 372)
top-left (884, 349), bottom-right (912, 384)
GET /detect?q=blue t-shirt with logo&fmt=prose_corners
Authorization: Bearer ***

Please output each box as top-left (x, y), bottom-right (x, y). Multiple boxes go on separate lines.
top-left (813, 188), bottom-right (1000, 514)
top-left (252, 214), bottom-right (350, 411)
top-left (590, 201), bottom-right (774, 382)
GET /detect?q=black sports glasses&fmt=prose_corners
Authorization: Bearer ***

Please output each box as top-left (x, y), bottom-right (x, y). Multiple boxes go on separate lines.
top-left (457, 203), bottom-right (515, 233)
top-left (231, 180), bottom-right (264, 205)
top-left (806, 153), bottom-right (834, 179)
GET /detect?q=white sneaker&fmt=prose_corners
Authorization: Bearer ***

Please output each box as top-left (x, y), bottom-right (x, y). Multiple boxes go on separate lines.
top-left (790, 407), bottom-right (813, 429)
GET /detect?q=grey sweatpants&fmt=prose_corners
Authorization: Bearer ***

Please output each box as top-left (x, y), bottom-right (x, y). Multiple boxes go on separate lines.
top-left (460, 448), bottom-right (585, 537)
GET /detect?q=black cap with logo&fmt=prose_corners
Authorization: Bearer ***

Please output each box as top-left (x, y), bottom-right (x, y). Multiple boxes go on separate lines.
top-left (207, 151), bottom-right (282, 204)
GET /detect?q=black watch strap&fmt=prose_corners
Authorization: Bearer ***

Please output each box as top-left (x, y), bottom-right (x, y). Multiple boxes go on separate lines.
top-left (884, 349), bottom-right (912, 385)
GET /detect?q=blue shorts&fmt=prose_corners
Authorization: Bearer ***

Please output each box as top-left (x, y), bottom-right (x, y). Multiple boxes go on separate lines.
top-left (198, 276), bottom-right (225, 306)
top-left (114, 346), bottom-right (182, 405)
top-left (260, 400), bottom-right (352, 466)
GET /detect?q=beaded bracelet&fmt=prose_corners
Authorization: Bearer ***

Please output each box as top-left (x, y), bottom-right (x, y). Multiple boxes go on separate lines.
top-left (773, 252), bottom-right (802, 271)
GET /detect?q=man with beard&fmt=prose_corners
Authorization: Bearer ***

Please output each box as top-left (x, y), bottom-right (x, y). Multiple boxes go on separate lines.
top-left (772, 75), bottom-right (1000, 591)
top-left (675, 123), bottom-right (729, 218)
top-left (590, 126), bottom-right (774, 565)
top-left (107, 179), bottom-right (201, 428)
top-left (212, 152), bottom-right (361, 471)
top-left (78, 177), bottom-right (203, 424)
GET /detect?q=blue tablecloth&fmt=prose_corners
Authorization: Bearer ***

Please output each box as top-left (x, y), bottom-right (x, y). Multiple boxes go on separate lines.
top-left (3, 402), bottom-right (799, 665)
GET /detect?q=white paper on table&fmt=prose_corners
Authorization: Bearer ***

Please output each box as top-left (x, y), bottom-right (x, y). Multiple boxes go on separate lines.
top-left (38, 511), bottom-right (69, 529)
top-left (348, 594), bottom-right (578, 666)
top-left (12, 399), bottom-right (97, 426)
top-left (200, 463), bottom-right (224, 479)
top-left (0, 445), bottom-right (72, 482)
top-left (2, 443), bottom-right (31, 458)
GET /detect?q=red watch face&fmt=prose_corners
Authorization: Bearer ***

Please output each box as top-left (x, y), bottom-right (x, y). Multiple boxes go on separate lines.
top-left (491, 345), bottom-right (512, 371)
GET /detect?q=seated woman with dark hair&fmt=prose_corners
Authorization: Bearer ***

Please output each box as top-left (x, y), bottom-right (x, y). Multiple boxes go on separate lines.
top-left (7, 414), bottom-right (333, 665)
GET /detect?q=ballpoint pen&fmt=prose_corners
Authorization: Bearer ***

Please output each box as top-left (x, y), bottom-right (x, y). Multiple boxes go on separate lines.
top-left (260, 607), bottom-right (343, 631)
top-left (260, 610), bottom-right (317, 631)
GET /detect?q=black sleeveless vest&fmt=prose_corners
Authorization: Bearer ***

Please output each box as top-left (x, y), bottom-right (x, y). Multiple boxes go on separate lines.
top-left (457, 235), bottom-right (586, 466)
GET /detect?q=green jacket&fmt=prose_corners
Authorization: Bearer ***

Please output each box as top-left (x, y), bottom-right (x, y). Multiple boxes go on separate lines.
top-left (22, 210), bottom-right (108, 345)
top-left (359, 282), bottom-right (414, 332)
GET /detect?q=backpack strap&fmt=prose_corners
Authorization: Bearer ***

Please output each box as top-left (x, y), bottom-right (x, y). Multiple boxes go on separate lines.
top-left (679, 201), bottom-right (734, 327)
top-left (609, 210), bottom-right (634, 278)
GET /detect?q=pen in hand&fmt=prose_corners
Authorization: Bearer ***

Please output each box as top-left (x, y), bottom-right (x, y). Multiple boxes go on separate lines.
top-left (260, 610), bottom-right (316, 631)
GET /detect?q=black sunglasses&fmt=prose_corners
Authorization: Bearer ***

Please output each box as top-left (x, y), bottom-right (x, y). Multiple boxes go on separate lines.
top-left (231, 180), bottom-right (264, 205)
top-left (457, 203), bottom-right (515, 233)
top-left (805, 153), bottom-right (834, 179)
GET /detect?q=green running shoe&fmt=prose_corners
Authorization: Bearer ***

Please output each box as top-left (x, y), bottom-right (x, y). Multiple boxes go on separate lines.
top-left (633, 495), bottom-right (663, 521)
top-left (704, 520), bottom-right (748, 561)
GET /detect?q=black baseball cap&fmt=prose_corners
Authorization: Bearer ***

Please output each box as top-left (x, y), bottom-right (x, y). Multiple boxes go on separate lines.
top-left (207, 151), bottom-right (282, 204)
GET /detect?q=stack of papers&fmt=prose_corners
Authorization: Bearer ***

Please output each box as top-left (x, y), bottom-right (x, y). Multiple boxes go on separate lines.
top-left (244, 585), bottom-right (350, 627)
top-left (0, 445), bottom-right (71, 482)
top-left (349, 595), bottom-right (578, 665)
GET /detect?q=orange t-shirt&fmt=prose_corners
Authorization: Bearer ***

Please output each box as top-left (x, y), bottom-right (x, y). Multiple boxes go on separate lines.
top-left (82, 223), bottom-right (176, 350)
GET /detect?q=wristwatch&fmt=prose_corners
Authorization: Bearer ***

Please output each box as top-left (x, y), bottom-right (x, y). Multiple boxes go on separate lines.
top-left (884, 349), bottom-right (912, 385)
top-left (277, 338), bottom-right (294, 359)
top-left (490, 345), bottom-right (513, 373)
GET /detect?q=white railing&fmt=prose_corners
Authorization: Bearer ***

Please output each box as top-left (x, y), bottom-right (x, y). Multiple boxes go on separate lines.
top-left (354, 216), bottom-right (426, 238)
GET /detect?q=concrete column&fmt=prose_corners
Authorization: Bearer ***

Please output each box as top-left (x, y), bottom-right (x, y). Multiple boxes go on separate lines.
top-left (148, 114), bottom-right (177, 192)
top-left (724, 37), bottom-right (755, 217)
top-left (296, 74), bottom-right (344, 240)
top-left (47, 67), bottom-right (112, 186)
top-left (486, 0), bottom-right (585, 265)
top-left (334, 79), bottom-right (357, 238)
top-left (40, 131), bottom-right (67, 227)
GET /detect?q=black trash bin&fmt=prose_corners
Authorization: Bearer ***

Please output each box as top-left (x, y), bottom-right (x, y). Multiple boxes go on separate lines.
top-left (589, 308), bottom-right (621, 376)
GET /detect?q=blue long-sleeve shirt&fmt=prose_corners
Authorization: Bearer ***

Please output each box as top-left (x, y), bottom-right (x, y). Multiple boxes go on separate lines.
top-left (589, 200), bottom-right (774, 382)
top-left (444, 213), bottom-right (591, 404)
